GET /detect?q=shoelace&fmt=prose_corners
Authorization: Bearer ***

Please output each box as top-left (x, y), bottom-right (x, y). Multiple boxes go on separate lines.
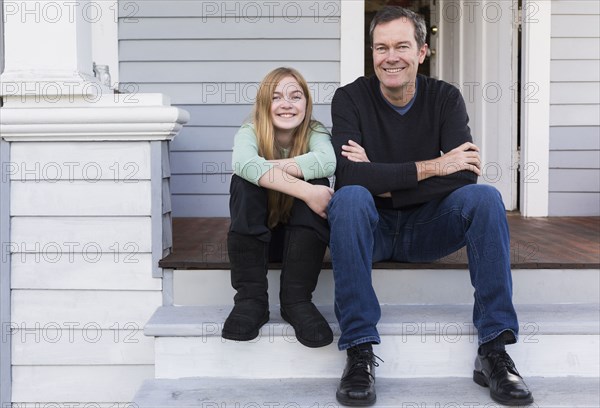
top-left (343, 349), bottom-right (384, 381)
top-left (489, 351), bottom-right (519, 377)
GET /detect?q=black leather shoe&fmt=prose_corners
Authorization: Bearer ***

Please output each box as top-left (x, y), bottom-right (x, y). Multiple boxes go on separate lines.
top-left (222, 300), bottom-right (269, 341)
top-left (281, 302), bottom-right (333, 348)
top-left (336, 346), bottom-right (380, 406)
top-left (473, 350), bottom-right (534, 406)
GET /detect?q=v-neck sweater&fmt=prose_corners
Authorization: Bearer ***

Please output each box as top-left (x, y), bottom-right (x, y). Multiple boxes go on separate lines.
top-left (331, 74), bottom-right (478, 209)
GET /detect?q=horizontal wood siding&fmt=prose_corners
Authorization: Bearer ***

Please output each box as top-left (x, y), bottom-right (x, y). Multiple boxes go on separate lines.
top-left (549, 1), bottom-right (600, 215)
top-left (119, 0), bottom-right (341, 217)
top-left (9, 140), bottom-right (162, 403)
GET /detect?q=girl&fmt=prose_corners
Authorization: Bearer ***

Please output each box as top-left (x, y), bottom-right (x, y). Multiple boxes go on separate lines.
top-left (222, 67), bottom-right (336, 348)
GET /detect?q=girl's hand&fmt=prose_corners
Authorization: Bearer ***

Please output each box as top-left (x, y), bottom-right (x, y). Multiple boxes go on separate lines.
top-left (305, 184), bottom-right (335, 218)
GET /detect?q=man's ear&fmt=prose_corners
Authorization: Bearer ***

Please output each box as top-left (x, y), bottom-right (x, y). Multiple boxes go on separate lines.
top-left (419, 44), bottom-right (429, 64)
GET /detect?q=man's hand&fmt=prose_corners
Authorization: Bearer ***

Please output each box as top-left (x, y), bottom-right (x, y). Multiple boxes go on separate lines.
top-left (417, 142), bottom-right (481, 181)
top-left (304, 184), bottom-right (335, 219)
top-left (341, 140), bottom-right (370, 163)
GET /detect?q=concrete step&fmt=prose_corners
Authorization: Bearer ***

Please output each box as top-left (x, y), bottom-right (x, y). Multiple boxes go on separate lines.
top-left (133, 376), bottom-right (600, 407)
top-left (171, 268), bottom-right (600, 306)
top-left (145, 303), bottom-right (600, 379)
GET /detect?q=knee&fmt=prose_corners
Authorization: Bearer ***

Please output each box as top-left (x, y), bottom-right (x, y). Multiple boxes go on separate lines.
top-left (328, 186), bottom-right (377, 224)
top-left (459, 184), bottom-right (505, 211)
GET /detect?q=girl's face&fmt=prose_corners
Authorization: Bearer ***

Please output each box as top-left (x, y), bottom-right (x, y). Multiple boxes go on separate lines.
top-left (270, 76), bottom-right (307, 136)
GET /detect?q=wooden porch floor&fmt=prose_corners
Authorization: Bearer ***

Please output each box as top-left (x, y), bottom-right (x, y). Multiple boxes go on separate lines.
top-left (159, 215), bottom-right (600, 270)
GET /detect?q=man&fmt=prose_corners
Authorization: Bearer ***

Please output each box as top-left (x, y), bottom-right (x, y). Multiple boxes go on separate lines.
top-left (328, 6), bottom-right (533, 407)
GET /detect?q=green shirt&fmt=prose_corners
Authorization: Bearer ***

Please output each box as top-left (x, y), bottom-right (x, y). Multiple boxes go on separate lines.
top-left (232, 122), bottom-right (336, 185)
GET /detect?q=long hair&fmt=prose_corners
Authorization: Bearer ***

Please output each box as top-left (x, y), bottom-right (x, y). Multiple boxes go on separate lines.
top-left (253, 67), bottom-right (315, 228)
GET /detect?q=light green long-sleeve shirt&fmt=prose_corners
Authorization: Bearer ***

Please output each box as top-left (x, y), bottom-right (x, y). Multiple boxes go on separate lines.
top-left (232, 123), bottom-right (336, 185)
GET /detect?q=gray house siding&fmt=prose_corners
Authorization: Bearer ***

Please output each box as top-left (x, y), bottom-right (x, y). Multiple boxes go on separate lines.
top-left (549, 1), bottom-right (600, 215)
top-left (118, 0), bottom-right (341, 217)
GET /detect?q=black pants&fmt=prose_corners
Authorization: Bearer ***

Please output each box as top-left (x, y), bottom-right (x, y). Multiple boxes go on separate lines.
top-left (228, 174), bottom-right (330, 262)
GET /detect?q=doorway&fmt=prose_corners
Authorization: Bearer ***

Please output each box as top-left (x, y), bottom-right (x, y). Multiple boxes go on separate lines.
top-left (364, 0), bottom-right (432, 78)
top-left (362, 0), bottom-right (520, 210)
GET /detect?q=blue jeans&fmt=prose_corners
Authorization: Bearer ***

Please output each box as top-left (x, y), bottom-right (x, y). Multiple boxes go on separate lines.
top-left (327, 184), bottom-right (518, 350)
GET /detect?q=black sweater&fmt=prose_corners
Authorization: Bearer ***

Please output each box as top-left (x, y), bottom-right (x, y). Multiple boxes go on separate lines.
top-left (331, 74), bottom-right (478, 209)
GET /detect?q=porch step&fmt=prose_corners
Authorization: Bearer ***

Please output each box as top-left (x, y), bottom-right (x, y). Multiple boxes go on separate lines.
top-left (132, 377), bottom-right (600, 407)
top-left (145, 303), bottom-right (600, 379)
top-left (172, 267), bottom-right (600, 306)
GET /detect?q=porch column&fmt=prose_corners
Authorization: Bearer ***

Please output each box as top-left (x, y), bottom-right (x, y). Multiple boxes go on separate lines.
top-left (0, 0), bottom-right (189, 403)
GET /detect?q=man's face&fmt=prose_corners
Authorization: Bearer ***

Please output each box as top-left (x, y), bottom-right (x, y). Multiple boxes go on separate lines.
top-left (372, 18), bottom-right (428, 100)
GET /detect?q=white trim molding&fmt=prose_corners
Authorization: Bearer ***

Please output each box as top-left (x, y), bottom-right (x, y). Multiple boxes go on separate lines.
top-left (91, 0), bottom-right (119, 86)
top-left (0, 138), bottom-right (11, 408)
top-left (519, 0), bottom-right (551, 217)
top-left (0, 94), bottom-right (189, 142)
top-left (340, 0), bottom-right (364, 85)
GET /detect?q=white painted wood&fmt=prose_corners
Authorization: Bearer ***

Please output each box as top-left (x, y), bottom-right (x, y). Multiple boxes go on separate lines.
top-left (429, 1), bottom-right (519, 210)
top-left (11, 253), bottom-right (159, 290)
top-left (12, 329), bottom-right (153, 365)
top-left (550, 151), bottom-right (600, 169)
top-left (340, 0), bottom-right (364, 86)
top-left (550, 105), bottom-right (600, 127)
top-left (172, 126), bottom-right (238, 151)
top-left (0, 0), bottom-right (95, 90)
top-left (549, 192), bottom-right (600, 216)
top-left (154, 334), bottom-right (599, 379)
top-left (11, 180), bottom-right (152, 216)
top-left (171, 195), bottom-right (230, 217)
top-left (121, 61), bottom-right (340, 83)
top-left (547, 1), bottom-right (599, 216)
top-left (91, 0), bottom-right (119, 86)
top-left (130, 82), bottom-right (339, 105)
top-left (10, 141), bottom-right (151, 180)
top-left (120, 39), bottom-right (340, 61)
top-left (0, 137), bottom-right (10, 406)
top-left (129, 1), bottom-right (342, 17)
top-left (146, 304), bottom-right (600, 337)
top-left (162, 179), bottom-right (172, 213)
top-left (180, 104), bottom-right (332, 128)
top-left (11, 216), bottom-right (153, 253)
top-left (11, 290), bottom-right (162, 328)
top-left (15, 405), bottom-right (133, 408)
top-left (171, 174), bottom-right (232, 195)
top-left (551, 82), bottom-right (600, 104)
top-left (12, 365), bottom-right (154, 402)
top-left (520, 0), bottom-right (551, 217)
top-left (551, 60), bottom-right (600, 82)
top-left (551, 15), bottom-right (600, 38)
top-left (173, 268), bottom-right (600, 307)
top-left (170, 151), bottom-right (231, 174)
top-left (550, 126), bottom-right (600, 150)
top-left (551, 38), bottom-right (600, 60)
top-left (550, 169), bottom-right (600, 192)
top-left (1, 103), bottom-right (189, 141)
top-left (552, 0), bottom-right (600, 14)
top-left (134, 377), bottom-right (600, 408)
top-left (119, 17), bottom-right (340, 40)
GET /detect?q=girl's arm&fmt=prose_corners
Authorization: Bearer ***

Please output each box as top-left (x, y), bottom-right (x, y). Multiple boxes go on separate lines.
top-left (258, 166), bottom-right (334, 218)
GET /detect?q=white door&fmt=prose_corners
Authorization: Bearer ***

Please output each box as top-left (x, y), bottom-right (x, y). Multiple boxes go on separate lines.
top-left (429, 0), bottom-right (519, 210)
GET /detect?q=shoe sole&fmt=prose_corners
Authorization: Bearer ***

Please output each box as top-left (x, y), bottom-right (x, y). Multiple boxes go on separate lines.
top-left (280, 308), bottom-right (334, 348)
top-left (221, 313), bottom-right (269, 342)
top-left (335, 390), bottom-right (376, 407)
top-left (473, 370), bottom-right (534, 406)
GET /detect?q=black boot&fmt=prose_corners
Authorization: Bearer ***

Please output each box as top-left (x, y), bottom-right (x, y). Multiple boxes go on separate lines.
top-left (279, 227), bottom-right (333, 348)
top-left (222, 232), bottom-right (270, 341)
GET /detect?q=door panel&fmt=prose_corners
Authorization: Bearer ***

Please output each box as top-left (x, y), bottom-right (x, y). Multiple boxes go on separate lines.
top-left (430, 0), bottom-right (518, 209)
